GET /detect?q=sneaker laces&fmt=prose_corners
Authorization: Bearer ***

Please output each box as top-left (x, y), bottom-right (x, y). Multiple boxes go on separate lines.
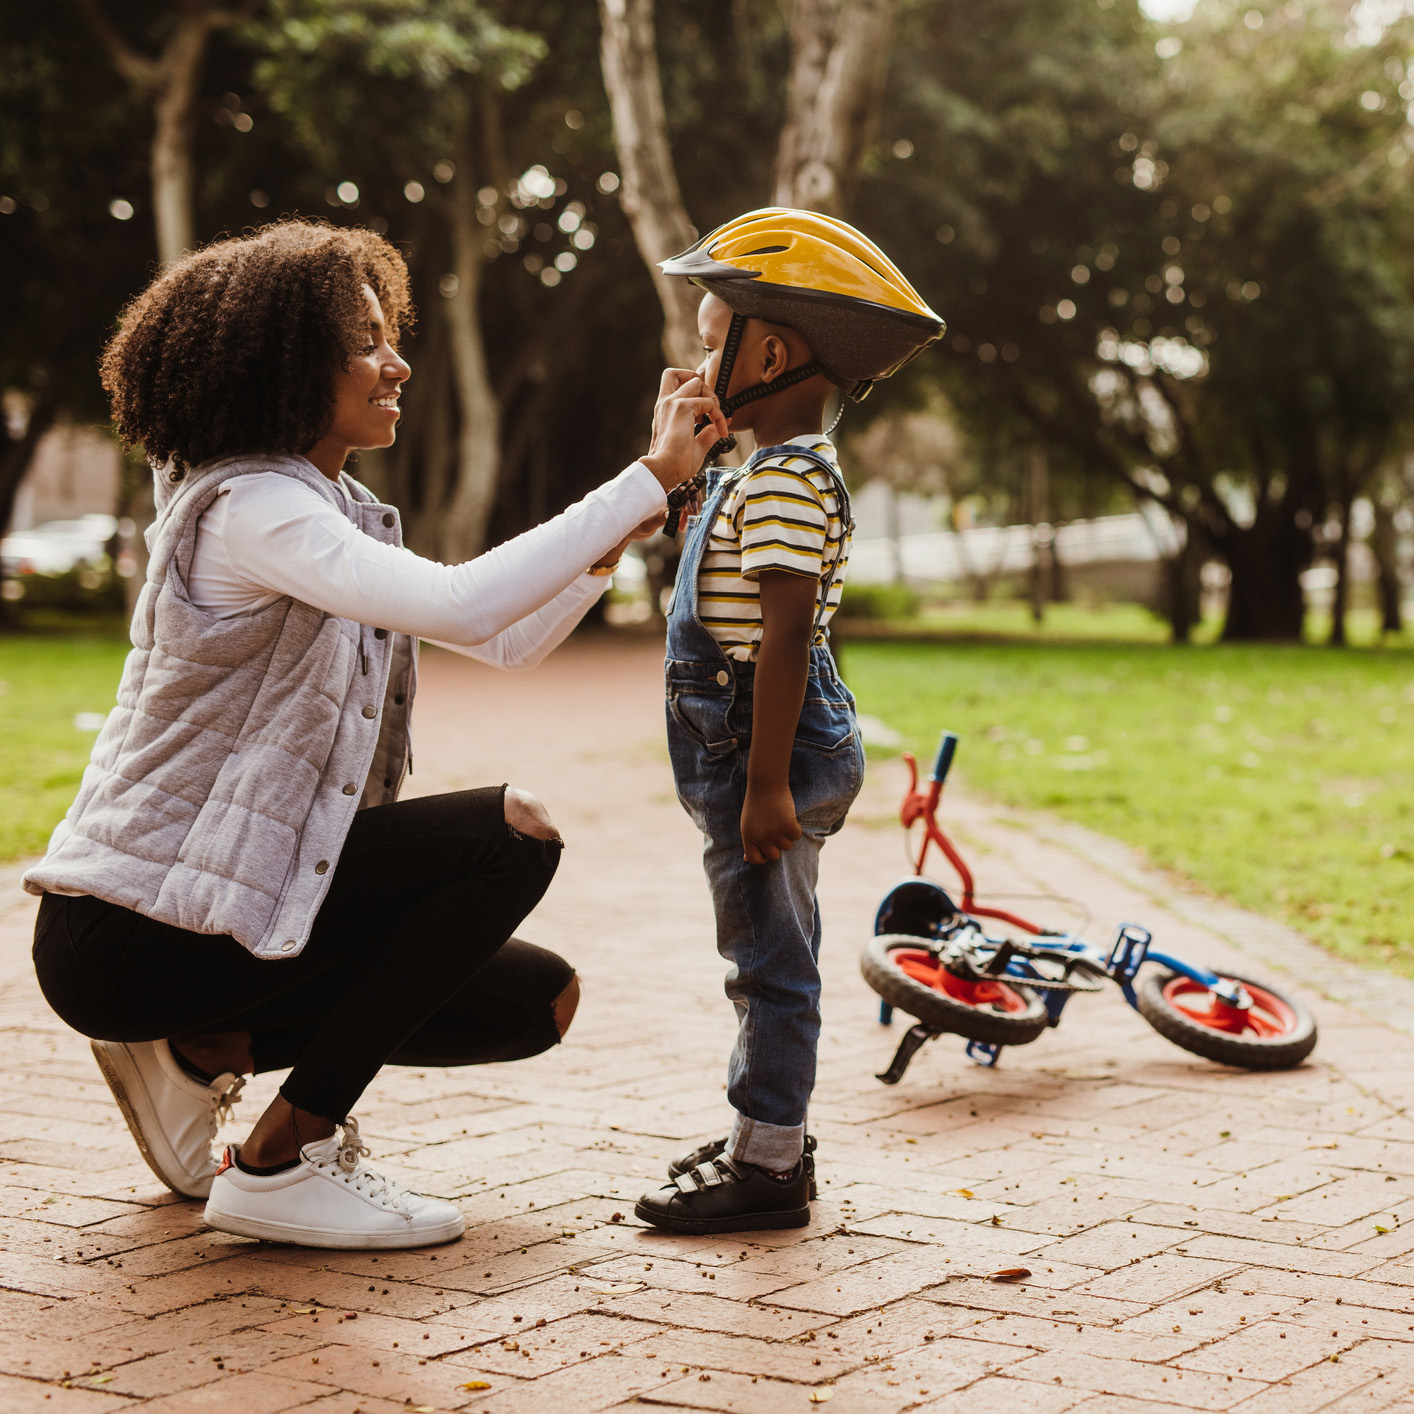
top-left (318, 1118), bottom-right (411, 1213)
top-left (207, 1075), bottom-right (246, 1138)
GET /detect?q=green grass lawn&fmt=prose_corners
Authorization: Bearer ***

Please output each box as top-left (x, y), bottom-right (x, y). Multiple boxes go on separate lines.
top-left (0, 631), bottom-right (130, 862)
top-left (844, 637), bottom-right (1414, 977)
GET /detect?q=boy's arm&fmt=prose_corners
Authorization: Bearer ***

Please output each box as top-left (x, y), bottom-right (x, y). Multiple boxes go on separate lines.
top-left (741, 568), bottom-right (819, 864)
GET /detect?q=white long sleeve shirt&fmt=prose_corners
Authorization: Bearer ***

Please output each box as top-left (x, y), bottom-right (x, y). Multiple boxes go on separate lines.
top-left (186, 461), bottom-right (665, 670)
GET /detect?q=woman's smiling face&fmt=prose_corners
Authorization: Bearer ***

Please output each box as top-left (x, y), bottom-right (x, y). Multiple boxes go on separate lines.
top-left (307, 284), bottom-right (410, 477)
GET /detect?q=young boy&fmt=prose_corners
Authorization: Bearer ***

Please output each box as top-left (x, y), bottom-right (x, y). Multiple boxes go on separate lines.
top-left (635, 209), bottom-right (944, 1233)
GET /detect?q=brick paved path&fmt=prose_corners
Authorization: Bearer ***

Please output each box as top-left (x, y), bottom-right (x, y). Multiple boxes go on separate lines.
top-left (3, 633), bottom-right (1414, 1413)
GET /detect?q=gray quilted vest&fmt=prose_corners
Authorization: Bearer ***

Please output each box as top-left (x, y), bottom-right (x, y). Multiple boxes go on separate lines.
top-left (24, 454), bottom-right (417, 959)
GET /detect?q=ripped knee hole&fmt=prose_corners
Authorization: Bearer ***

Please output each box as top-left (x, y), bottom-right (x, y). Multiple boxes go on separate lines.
top-left (504, 786), bottom-right (562, 843)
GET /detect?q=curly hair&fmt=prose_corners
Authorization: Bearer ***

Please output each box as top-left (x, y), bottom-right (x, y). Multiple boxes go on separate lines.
top-left (101, 220), bottom-right (413, 473)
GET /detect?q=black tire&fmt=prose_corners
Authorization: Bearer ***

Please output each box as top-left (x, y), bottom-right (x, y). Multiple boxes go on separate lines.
top-left (1137, 969), bottom-right (1317, 1070)
top-left (861, 934), bottom-right (1050, 1046)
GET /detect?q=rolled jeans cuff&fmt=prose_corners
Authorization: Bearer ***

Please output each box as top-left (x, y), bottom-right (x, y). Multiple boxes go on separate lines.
top-left (728, 1111), bottom-right (804, 1170)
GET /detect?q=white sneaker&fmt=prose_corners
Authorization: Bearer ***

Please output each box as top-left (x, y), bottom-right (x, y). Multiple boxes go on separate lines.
top-left (91, 1039), bottom-right (245, 1199)
top-left (203, 1118), bottom-right (465, 1249)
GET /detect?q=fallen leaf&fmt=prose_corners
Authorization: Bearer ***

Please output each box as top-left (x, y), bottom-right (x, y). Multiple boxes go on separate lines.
top-left (951, 1188), bottom-right (974, 1199)
top-left (1375, 1225), bottom-right (1391, 1234)
top-left (988, 1268), bottom-right (1031, 1282)
top-left (289, 1306), bottom-right (317, 1315)
top-left (809, 1390), bottom-right (835, 1403)
top-left (590, 1282), bottom-right (645, 1295)
top-left (88, 1375), bottom-right (114, 1384)
top-left (458, 1381), bottom-right (491, 1391)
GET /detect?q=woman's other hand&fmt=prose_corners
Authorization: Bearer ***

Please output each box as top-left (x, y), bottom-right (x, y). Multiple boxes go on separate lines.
top-left (639, 370), bottom-right (728, 492)
top-left (588, 511), bottom-right (669, 573)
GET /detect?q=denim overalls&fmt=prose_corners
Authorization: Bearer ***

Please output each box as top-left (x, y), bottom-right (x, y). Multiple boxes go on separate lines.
top-left (665, 443), bottom-right (865, 1170)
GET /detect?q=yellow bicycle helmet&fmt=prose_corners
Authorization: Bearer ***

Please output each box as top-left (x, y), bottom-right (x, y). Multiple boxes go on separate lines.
top-left (660, 207), bottom-right (944, 401)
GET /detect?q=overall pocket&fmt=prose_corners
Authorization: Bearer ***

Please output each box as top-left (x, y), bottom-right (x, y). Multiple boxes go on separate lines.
top-left (793, 682), bottom-right (858, 755)
top-left (667, 688), bottom-right (736, 752)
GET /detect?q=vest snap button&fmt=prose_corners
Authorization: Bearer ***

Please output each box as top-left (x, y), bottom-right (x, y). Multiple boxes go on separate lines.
top-left (382, 513), bottom-right (395, 528)
top-left (374, 628), bottom-right (388, 639)
top-left (362, 705), bottom-right (376, 719)
top-left (716, 670), bottom-right (730, 686)
top-left (314, 860), bottom-right (329, 875)
top-left (394, 694), bottom-right (405, 705)
top-left (281, 940), bottom-right (297, 952)
top-left (342, 783), bottom-right (357, 795)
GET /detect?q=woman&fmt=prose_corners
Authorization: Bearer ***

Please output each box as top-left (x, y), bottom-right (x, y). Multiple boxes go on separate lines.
top-left (24, 219), bottom-right (724, 1250)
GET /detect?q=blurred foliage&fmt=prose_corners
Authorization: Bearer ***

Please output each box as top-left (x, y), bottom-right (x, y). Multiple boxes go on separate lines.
top-left (836, 581), bottom-right (922, 621)
top-left (2, 0), bottom-right (1413, 638)
top-left (857, 0), bottom-right (1414, 639)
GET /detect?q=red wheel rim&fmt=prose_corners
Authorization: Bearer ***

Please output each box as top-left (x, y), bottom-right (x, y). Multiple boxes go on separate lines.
top-left (888, 948), bottom-right (1031, 1014)
top-left (1162, 976), bottom-right (1299, 1039)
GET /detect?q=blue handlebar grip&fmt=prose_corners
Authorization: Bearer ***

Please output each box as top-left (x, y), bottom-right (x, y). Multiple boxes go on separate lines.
top-left (930, 731), bottom-right (959, 784)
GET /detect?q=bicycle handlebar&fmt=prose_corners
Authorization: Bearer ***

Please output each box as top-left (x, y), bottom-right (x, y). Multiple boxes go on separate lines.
top-left (929, 731), bottom-right (959, 785)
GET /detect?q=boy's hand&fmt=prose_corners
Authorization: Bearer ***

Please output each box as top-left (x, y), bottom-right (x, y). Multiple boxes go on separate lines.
top-left (640, 370), bottom-right (729, 493)
top-left (741, 782), bottom-right (802, 864)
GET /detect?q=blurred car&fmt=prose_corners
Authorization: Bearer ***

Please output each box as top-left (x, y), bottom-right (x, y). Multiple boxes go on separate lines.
top-left (1, 514), bottom-right (117, 576)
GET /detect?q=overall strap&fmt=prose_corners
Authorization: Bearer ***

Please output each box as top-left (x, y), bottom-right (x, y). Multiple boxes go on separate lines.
top-left (665, 468), bottom-right (740, 665)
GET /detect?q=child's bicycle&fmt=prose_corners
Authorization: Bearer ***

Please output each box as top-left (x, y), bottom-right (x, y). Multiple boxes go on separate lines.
top-left (862, 731), bottom-right (1318, 1084)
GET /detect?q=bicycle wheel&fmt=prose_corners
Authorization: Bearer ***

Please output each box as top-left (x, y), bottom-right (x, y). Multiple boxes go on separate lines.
top-left (861, 934), bottom-right (1049, 1046)
top-left (1136, 969), bottom-right (1317, 1070)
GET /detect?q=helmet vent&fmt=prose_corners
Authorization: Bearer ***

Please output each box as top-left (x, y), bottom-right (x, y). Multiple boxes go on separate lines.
top-left (741, 245), bottom-right (789, 256)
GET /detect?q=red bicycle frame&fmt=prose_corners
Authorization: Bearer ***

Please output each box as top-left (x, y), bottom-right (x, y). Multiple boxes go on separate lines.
top-left (898, 749), bottom-right (1043, 936)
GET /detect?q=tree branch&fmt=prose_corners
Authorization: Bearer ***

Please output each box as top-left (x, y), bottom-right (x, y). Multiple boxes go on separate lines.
top-left (597, 0), bottom-right (701, 368)
top-left (74, 0), bottom-right (159, 85)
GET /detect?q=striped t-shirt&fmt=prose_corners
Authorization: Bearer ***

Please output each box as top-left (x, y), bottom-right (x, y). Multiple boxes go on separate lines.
top-left (696, 436), bottom-right (852, 661)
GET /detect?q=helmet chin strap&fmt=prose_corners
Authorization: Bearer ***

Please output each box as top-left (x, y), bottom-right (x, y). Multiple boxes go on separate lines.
top-left (664, 311), bottom-right (825, 536)
top-left (706, 310), bottom-right (826, 461)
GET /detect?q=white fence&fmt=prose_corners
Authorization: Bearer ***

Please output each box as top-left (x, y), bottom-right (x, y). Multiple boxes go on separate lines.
top-left (848, 509), bottom-right (1181, 587)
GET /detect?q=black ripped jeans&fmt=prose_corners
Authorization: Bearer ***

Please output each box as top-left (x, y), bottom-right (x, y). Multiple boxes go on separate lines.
top-left (32, 787), bottom-right (567, 1121)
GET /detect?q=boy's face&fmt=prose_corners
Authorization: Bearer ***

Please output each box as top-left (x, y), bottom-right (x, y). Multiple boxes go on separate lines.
top-left (696, 293), bottom-right (743, 411)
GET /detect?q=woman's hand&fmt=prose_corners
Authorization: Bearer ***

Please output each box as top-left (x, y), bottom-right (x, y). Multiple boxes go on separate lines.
top-left (589, 511), bottom-right (668, 572)
top-left (741, 782), bottom-right (802, 865)
top-left (639, 369), bottom-right (729, 493)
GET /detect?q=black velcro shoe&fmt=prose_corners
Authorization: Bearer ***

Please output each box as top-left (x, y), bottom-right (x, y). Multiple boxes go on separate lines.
top-left (635, 1154), bottom-right (811, 1234)
top-left (667, 1134), bottom-right (819, 1200)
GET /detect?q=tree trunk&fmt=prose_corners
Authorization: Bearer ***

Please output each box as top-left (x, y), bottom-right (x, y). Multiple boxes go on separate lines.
top-left (1221, 511), bottom-right (1310, 642)
top-left (773, 0), bottom-right (898, 215)
top-left (77, 0), bottom-right (227, 264)
top-left (1372, 495), bottom-right (1403, 635)
top-left (1328, 492), bottom-right (1352, 647)
top-left (148, 12), bottom-right (213, 264)
top-left (597, 0), bottom-right (702, 369)
top-left (437, 123), bottom-right (501, 563)
top-left (1027, 446), bottom-right (1048, 624)
top-left (1162, 518), bottom-right (1204, 645)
